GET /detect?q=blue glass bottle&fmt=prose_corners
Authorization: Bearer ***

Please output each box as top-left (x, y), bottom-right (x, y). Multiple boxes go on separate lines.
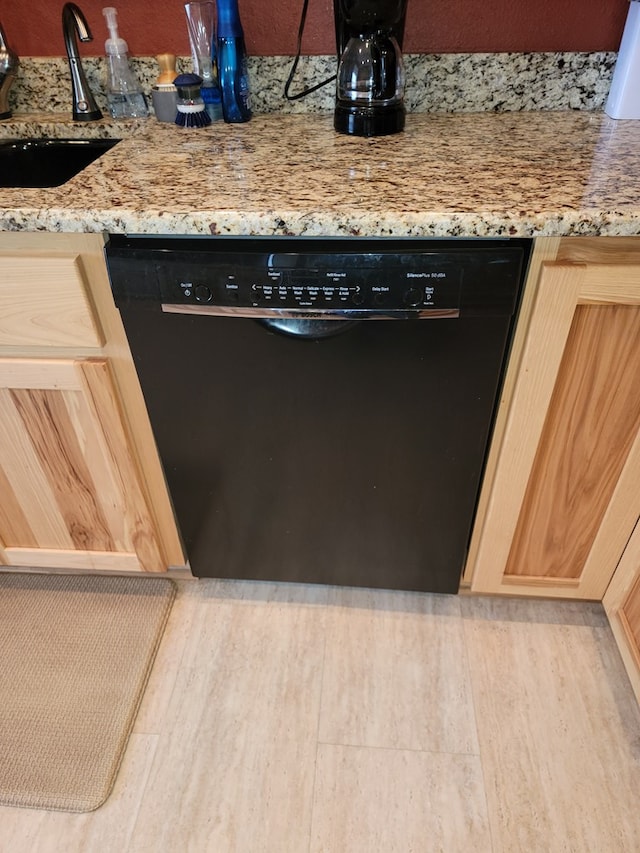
top-left (216, 0), bottom-right (251, 122)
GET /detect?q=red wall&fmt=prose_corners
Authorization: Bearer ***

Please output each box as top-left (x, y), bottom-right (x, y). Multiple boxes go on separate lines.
top-left (3, 0), bottom-right (629, 58)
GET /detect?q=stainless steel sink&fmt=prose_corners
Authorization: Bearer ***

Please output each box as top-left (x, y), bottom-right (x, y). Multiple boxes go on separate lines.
top-left (0, 137), bottom-right (120, 188)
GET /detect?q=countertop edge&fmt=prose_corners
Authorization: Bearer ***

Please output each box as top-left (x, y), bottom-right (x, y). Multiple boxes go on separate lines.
top-left (2, 112), bottom-right (640, 239)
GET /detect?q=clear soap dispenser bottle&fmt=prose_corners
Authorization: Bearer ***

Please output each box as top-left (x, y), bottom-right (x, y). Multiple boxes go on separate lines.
top-left (102, 6), bottom-right (148, 118)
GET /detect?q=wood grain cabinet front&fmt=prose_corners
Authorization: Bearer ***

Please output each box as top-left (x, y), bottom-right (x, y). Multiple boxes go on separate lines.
top-left (0, 253), bottom-right (104, 348)
top-left (470, 239), bottom-right (640, 599)
top-left (604, 517), bottom-right (640, 705)
top-left (0, 357), bottom-right (165, 572)
top-left (0, 233), bottom-right (186, 575)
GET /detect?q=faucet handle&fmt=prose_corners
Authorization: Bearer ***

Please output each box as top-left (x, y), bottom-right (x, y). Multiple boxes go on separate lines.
top-left (0, 21), bottom-right (19, 120)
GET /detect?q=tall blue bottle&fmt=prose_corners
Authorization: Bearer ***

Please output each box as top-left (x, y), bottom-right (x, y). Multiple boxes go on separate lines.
top-left (216, 0), bottom-right (251, 122)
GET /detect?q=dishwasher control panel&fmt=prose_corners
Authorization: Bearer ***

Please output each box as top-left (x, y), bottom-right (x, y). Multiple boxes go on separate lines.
top-left (106, 236), bottom-right (528, 318)
top-left (155, 250), bottom-right (463, 313)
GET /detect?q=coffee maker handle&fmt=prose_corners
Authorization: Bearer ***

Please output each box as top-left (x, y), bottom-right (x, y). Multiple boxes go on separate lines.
top-left (372, 38), bottom-right (398, 101)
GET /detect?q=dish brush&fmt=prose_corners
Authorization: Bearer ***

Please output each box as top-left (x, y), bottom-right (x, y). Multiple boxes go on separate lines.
top-left (173, 73), bottom-right (212, 128)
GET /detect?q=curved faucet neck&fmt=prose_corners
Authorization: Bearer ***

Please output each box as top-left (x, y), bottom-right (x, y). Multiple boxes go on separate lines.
top-left (63, 3), bottom-right (91, 58)
top-left (62, 3), bottom-right (102, 121)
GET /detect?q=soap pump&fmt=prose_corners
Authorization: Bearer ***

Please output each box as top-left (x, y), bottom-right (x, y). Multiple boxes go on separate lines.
top-left (102, 6), bottom-right (148, 118)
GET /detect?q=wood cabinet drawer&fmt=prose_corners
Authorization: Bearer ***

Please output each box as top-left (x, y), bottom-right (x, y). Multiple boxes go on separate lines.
top-left (0, 254), bottom-right (104, 348)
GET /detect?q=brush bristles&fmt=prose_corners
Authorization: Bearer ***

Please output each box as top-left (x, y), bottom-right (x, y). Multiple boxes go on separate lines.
top-left (175, 110), bottom-right (212, 128)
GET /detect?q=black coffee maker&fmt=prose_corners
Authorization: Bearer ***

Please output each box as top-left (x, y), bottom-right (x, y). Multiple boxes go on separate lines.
top-left (334, 0), bottom-right (408, 137)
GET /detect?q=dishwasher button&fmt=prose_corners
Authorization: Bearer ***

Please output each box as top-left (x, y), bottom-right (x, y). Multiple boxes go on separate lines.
top-left (403, 287), bottom-right (423, 307)
top-left (195, 285), bottom-right (213, 303)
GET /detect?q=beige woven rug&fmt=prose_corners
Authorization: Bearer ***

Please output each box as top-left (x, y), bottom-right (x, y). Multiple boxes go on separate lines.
top-left (0, 573), bottom-right (175, 813)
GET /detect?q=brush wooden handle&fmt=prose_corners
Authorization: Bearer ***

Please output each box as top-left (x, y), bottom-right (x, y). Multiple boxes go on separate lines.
top-left (156, 53), bottom-right (177, 85)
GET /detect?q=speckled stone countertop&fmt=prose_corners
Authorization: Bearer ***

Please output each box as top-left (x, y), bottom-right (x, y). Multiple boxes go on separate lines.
top-left (1, 110), bottom-right (640, 237)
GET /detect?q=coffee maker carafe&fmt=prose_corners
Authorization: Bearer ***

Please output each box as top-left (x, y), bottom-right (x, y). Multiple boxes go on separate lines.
top-left (334, 0), bottom-right (407, 137)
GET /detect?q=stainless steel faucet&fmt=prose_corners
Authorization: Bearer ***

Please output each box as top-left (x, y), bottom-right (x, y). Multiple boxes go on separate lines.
top-left (62, 3), bottom-right (103, 121)
top-left (0, 21), bottom-right (19, 120)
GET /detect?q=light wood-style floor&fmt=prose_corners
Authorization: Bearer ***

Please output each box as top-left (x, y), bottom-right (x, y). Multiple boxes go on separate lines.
top-left (1, 579), bottom-right (640, 852)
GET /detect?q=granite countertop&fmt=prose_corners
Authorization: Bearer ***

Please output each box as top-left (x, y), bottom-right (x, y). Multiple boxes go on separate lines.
top-left (1, 110), bottom-right (640, 237)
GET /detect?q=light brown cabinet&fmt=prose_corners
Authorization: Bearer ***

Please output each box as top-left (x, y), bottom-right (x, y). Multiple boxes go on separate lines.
top-left (0, 357), bottom-right (164, 571)
top-left (604, 517), bottom-right (640, 705)
top-left (469, 238), bottom-right (640, 599)
top-left (0, 233), bottom-right (186, 574)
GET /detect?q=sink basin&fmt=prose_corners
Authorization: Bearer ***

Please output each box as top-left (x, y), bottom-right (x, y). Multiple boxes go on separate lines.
top-left (0, 137), bottom-right (120, 188)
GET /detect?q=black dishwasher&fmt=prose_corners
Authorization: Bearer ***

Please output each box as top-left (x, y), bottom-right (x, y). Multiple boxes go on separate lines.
top-left (105, 236), bottom-right (531, 593)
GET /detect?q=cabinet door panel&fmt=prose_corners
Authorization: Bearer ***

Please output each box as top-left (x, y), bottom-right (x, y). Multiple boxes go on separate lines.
top-left (506, 305), bottom-right (640, 581)
top-left (8, 386), bottom-right (118, 551)
top-left (0, 385), bottom-right (74, 547)
top-left (0, 358), bottom-right (166, 573)
top-left (471, 261), bottom-right (640, 598)
top-left (0, 460), bottom-right (40, 547)
top-left (0, 254), bottom-right (104, 348)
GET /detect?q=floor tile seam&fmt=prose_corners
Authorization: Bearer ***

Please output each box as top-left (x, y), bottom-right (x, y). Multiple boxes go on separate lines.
top-left (459, 610), bottom-right (505, 853)
top-left (131, 597), bottom-right (201, 735)
top-left (307, 621), bottom-right (329, 853)
top-left (121, 732), bottom-right (162, 853)
top-left (316, 738), bottom-right (482, 758)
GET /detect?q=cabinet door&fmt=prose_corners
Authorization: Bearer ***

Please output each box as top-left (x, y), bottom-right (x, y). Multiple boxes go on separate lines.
top-left (604, 518), bottom-right (640, 705)
top-left (0, 357), bottom-right (167, 573)
top-left (471, 262), bottom-right (640, 598)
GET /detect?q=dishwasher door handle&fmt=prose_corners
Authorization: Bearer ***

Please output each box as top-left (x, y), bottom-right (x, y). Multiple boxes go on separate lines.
top-left (160, 304), bottom-right (460, 320)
